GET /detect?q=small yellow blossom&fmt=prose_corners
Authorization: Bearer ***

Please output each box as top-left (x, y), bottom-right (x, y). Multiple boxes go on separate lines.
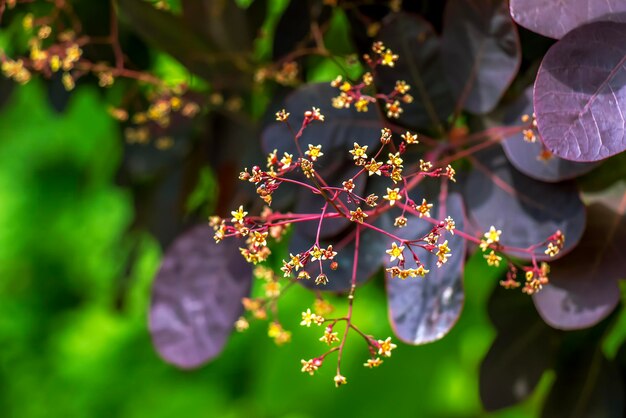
top-left (484, 250), bottom-right (502, 267)
top-left (234, 317), bottom-right (249, 332)
top-left (349, 207), bottom-right (368, 223)
top-left (300, 309), bottom-right (317, 327)
top-left (401, 131), bottom-right (419, 144)
top-left (342, 179), bottom-right (355, 192)
top-left (381, 49), bottom-right (399, 66)
top-left (310, 245), bottom-right (324, 261)
top-left (334, 374), bottom-right (347, 387)
top-left (377, 337), bottom-right (397, 357)
top-left (364, 357), bottom-right (383, 368)
top-left (276, 109), bottom-right (290, 121)
top-left (386, 242), bottom-right (405, 262)
top-left (301, 359), bottom-right (319, 375)
top-left (394, 215), bottom-right (407, 228)
top-left (436, 241), bottom-right (451, 267)
top-left (444, 216), bottom-right (456, 234)
top-left (349, 142), bottom-right (368, 160)
top-left (416, 199), bottom-right (433, 218)
top-left (320, 328), bottom-right (340, 345)
top-left (305, 144), bottom-right (324, 161)
top-left (484, 226), bottom-right (502, 244)
top-left (355, 97), bottom-right (370, 112)
top-left (386, 100), bottom-right (403, 118)
top-left (364, 159), bottom-right (383, 176)
top-left (231, 205), bottom-right (248, 224)
top-left (383, 187), bottom-right (402, 206)
top-left (387, 152), bottom-right (403, 167)
top-left (315, 273), bottom-right (329, 285)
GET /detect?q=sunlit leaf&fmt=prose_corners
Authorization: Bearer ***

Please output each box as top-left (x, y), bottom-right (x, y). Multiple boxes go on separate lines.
top-left (502, 88), bottom-right (597, 182)
top-left (510, 0), bottom-right (626, 39)
top-left (534, 22), bottom-right (626, 162)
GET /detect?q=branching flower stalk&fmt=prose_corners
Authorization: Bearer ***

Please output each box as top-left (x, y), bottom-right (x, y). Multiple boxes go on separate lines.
top-left (211, 43), bottom-right (565, 387)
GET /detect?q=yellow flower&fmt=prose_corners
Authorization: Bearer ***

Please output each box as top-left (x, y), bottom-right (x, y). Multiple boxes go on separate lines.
top-left (386, 100), bottom-right (403, 118)
top-left (484, 250), bottom-right (502, 267)
top-left (275, 109), bottom-right (290, 121)
top-left (301, 359), bottom-right (319, 375)
top-left (349, 207), bottom-right (368, 223)
top-left (394, 80), bottom-right (410, 94)
top-left (334, 374), bottom-right (347, 387)
top-left (415, 265), bottom-right (429, 277)
top-left (349, 142), bottom-right (368, 160)
top-left (436, 241), bottom-right (451, 267)
top-left (300, 308), bottom-right (317, 327)
top-left (401, 131), bottom-right (419, 144)
top-left (416, 199), bottom-right (433, 218)
top-left (377, 337), bottom-right (397, 357)
top-left (387, 152), bottom-right (403, 167)
top-left (364, 357), bottom-right (383, 368)
top-left (444, 216), bottom-right (456, 234)
top-left (305, 144), bottom-right (324, 161)
top-left (383, 188), bottom-right (402, 206)
top-left (231, 205), bottom-right (248, 224)
top-left (310, 245), bottom-right (324, 261)
top-left (484, 226), bottom-right (502, 244)
top-left (364, 159), bottom-right (383, 176)
top-left (355, 98), bottom-right (369, 112)
top-left (381, 49), bottom-right (399, 66)
top-left (319, 329), bottom-right (340, 345)
top-left (386, 242), bottom-right (405, 262)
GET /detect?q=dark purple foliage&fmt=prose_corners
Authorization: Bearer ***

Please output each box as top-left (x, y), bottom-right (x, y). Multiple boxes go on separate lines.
top-left (533, 202), bottom-right (626, 330)
top-left (502, 88), bottom-right (598, 182)
top-left (289, 213), bottom-right (392, 292)
top-left (149, 225), bottom-right (252, 369)
top-left (542, 347), bottom-right (624, 418)
top-left (386, 192), bottom-right (466, 344)
top-left (463, 146), bottom-right (586, 259)
top-left (480, 286), bottom-right (561, 411)
top-left (376, 12), bottom-right (454, 130)
top-left (441, 0), bottom-right (521, 114)
top-left (534, 22), bottom-right (626, 162)
top-left (509, 0), bottom-right (626, 39)
top-left (262, 83), bottom-right (381, 236)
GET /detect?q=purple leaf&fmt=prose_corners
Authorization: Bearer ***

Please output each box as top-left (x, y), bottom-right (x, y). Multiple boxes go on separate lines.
top-left (510, 0), bottom-right (626, 39)
top-left (386, 192), bottom-right (467, 345)
top-left (542, 347), bottom-right (624, 418)
top-left (149, 225), bottom-right (252, 369)
top-left (376, 12), bottom-right (454, 130)
top-left (441, 0), bottom-right (521, 114)
top-left (534, 22), bottom-right (626, 162)
top-left (533, 201), bottom-right (626, 330)
top-left (502, 87), bottom-right (598, 182)
top-left (480, 286), bottom-right (561, 411)
top-left (463, 145), bottom-right (586, 259)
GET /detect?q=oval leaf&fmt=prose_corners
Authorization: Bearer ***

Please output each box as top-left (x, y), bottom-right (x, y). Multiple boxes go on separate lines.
top-left (480, 286), bottom-right (561, 411)
top-left (442, 0), bottom-right (521, 114)
top-left (510, 0), bottom-right (626, 39)
top-left (502, 88), bottom-right (598, 182)
top-left (149, 225), bottom-right (252, 369)
top-left (463, 145), bottom-right (586, 259)
top-left (386, 192), bottom-right (467, 345)
top-left (534, 22), bottom-right (626, 162)
top-left (533, 201), bottom-right (626, 330)
top-left (376, 12), bottom-right (454, 130)
top-left (542, 348), bottom-right (624, 418)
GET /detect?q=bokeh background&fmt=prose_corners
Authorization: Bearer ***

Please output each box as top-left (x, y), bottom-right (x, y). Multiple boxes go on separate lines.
top-left (1, 0), bottom-right (613, 417)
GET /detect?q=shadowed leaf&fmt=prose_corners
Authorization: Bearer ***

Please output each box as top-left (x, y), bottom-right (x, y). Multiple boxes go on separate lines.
top-left (510, 0), bottom-right (626, 39)
top-left (289, 212), bottom-right (392, 292)
top-left (502, 88), bottom-right (597, 182)
top-left (376, 12), bottom-right (454, 130)
top-left (441, 0), bottom-right (520, 114)
top-left (386, 192), bottom-right (467, 344)
top-left (534, 22), bottom-right (626, 162)
top-left (463, 145), bottom-right (586, 260)
top-left (480, 285), bottom-right (561, 411)
top-left (262, 83), bottom-right (383, 231)
top-left (533, 200), bottom-right (626, 330)
top-left (542, 348), bottom-right (624, 418)
top-left (149, 225), bottom-right (252, 369)
top-left (118, 0), bottom-right (243, 84)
